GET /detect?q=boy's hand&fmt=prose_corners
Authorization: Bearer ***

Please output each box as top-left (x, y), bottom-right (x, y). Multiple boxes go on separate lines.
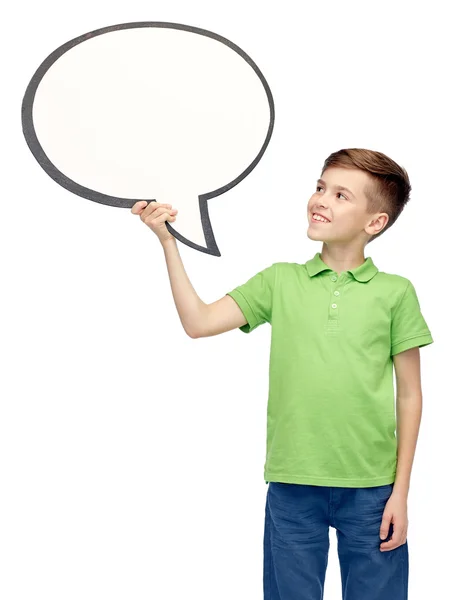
top-left (131, 201), bottom-right (178, 245)
top-left (379, 491), bottom-right (408, 552)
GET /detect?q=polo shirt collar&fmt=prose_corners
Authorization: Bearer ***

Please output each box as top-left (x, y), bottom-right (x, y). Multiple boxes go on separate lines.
top-left (305, 252), bottom-right (378, 282)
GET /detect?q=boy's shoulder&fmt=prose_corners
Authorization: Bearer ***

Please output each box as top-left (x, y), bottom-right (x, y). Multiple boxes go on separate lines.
top-left (374, 268), bottom-right (415, 292)
top-left (375, 268), bottom-right (411, 283)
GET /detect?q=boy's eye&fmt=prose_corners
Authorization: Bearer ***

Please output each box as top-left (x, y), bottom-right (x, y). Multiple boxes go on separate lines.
top-left (316, 186), bottom-right (347, 200)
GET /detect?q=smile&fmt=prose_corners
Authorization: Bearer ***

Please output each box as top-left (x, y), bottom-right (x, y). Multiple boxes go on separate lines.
top-left (311, 213), bottom-right (331, 223)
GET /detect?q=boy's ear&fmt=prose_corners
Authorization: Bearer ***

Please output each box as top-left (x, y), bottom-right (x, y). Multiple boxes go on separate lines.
top-left (368, 213), bottom-right (389, 235)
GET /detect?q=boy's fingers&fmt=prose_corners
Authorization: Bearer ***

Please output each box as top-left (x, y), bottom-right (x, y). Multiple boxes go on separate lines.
top-left (131, 201), bottom-right (173, 213)
top-left (131, 202), bottom-right (177, 230)
top-left (380, 540), bottom-right (396, 551)
top-left (131, 200), bottom-right (148, 213)
top-left (379, 514), bottom-right (391, 540)
top-left (153, 203), bottom-right (171, 208)
top-left (380, 535), bottom-right (402, 551)
top-left (146, 202), bottom-right (174, 216)
top-left (141, 201), bottom-right (163, 218)
top-left (380, 524), bottom-right (406, 551)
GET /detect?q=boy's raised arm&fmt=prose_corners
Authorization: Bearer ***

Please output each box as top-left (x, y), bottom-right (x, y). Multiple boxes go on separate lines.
top-left (131, 200), bottom-right (247, 338)
top-left (197, 295), bottom-right (247, 338)
top-left (162, 237), bottom-right (247, 338)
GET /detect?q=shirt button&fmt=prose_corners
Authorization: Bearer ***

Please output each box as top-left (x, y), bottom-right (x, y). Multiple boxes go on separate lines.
top-left (334, 291), bottom-right (340, 296)
top-left (331, 276), bottom-right (337, 281)
top-left (331, 303), bottom-right (337, 308)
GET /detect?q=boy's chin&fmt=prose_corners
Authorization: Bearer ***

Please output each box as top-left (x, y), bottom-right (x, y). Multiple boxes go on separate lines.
top-left (307, 229), bottom-right (327, 242)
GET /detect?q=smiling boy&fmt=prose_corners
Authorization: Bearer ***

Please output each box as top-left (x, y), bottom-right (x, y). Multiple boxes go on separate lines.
top-left (132, 147), bottom-right (433, 600)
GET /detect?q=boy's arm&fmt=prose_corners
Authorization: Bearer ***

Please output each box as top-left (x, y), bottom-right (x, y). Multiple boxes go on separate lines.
top-left (392, 346), bottom-right (423, 497)
top-left (162, 238), bottom-right (247, 338)
top-left (197, 295), bottom-right (248, 337)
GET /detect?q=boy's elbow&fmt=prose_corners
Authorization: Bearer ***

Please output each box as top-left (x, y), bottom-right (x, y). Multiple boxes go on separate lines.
top-left (186, 326), bottom-right (202, 339)
top-left (186, 304), bottom-right (210, 338)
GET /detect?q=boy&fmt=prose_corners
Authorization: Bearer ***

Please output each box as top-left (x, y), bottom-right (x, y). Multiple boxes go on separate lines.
top-left (132, 147), bottom-right (433, 600)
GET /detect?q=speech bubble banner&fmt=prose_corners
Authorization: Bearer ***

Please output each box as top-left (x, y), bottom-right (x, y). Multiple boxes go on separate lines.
top-left (21, 21), bottom-right (275, 256)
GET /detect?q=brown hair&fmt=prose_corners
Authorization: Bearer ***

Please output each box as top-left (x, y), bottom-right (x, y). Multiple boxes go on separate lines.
top-left (320, 148), bottom-right (412, 244)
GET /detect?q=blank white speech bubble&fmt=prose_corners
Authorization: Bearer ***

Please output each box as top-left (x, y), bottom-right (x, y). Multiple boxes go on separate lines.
top-left (22, 22), bottom-right (275, 256)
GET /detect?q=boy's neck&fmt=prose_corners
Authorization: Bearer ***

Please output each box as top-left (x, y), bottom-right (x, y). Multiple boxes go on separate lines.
top-left (320, 243), bottom-right (367, 275)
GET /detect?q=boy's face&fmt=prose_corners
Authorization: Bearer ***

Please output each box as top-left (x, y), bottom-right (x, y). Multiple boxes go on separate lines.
top-left (307, 167), bottom-right (388, 245)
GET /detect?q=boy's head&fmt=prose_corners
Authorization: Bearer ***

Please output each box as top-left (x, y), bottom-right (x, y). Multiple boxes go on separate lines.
top-left (307, 148), bottom-right (411, 247)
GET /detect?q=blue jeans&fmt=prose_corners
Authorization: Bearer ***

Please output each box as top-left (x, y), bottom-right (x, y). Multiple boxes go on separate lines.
top-left (264, 482), bottom-right (408, 600)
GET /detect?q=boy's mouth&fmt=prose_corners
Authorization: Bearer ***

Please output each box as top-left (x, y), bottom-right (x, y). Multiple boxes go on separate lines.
top-left (311, 213), bottom-right (331, 223)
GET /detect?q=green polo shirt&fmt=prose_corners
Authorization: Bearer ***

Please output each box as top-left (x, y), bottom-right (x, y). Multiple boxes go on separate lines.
top-left (226, 252), bottom-right (433, 488)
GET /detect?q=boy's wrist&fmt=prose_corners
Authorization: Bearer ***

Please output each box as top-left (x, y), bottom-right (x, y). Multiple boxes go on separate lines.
top-left (392, 480), bottom-right (409, 497)
top-left (161, 236), bottom-right (177, 250)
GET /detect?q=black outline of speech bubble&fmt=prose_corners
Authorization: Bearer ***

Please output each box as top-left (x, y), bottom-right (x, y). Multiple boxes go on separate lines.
top-left (21, 21), bottom-right (275, 257)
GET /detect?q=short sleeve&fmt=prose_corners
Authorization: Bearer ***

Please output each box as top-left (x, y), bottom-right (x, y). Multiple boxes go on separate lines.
top-left (226, 263), bottom-right (277, 333)
top-left (391, 279), bottom-right (434, 356)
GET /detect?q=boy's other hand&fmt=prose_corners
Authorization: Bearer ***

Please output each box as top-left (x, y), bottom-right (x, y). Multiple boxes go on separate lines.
top-left (131, 201), bottom-right (178, 245)
top-left (379, 492), bottom-right (408, 552)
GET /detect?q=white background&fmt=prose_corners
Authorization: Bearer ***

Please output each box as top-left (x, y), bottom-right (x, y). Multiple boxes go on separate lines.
top-left (1, 0), bottom-right (472, 598)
